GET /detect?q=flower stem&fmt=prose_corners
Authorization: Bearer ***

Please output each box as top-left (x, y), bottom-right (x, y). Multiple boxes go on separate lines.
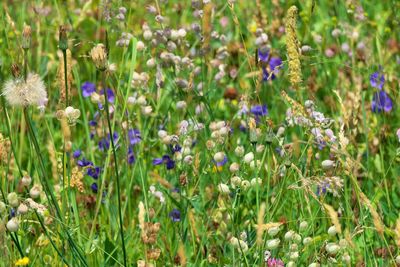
top-left (62, 49), bottom-right (69, 106)
top-left (102, 71), bottom-right (127, 266)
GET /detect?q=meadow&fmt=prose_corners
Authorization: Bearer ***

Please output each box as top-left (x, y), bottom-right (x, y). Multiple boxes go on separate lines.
top-left (0, 0), bottom-right (399, 266)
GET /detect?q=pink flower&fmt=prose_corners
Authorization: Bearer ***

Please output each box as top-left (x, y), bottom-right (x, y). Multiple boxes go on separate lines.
top-left (267, 258), bottom-right (284, 267)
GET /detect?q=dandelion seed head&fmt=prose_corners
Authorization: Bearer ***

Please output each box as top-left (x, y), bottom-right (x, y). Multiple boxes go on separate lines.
top-left (2, 73), bottom-right (47, 108)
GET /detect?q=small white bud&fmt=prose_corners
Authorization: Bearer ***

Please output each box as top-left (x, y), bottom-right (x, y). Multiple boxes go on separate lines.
top-left (243, 152), bottom-right (254, 163)
top-left (284, 230), bottom-right (294, 241)
top-left (322, 160), bottom-right (335, 170)
top-left (230, 176), bottom-right (242, 187)
top-left (218, 183), bottom-right (230, 194)
top-left (17, 203), bottom-right (29, 214)
top-left (325, 242), bottom-right (340, 255)
top-left (235, 146), bottom-right (245, 157)
top-left (6, 219), bottom-right (19, 232)
top-left (7, 192), bottom-right (19, 208)
top-left (229, 162), bottom-right (239, 173)
top-left (267, 226), bottom-right (280, 237)
top-left (266, 238), bottom-right (280, 250)
top-left (21, 175), bottom-right (32, 187)
top-left (136, 41), bottom-right (145, 51)
top-left (158, 130), bottom-right (168, 139)
top-left (303, 237), bottom-right (312, 245)
top-left (213, 152), bottom-right (225, 163)
top-left (327, 225), bottom-right (337, 236)
top-left (299, 221), bottom-right (308, 231)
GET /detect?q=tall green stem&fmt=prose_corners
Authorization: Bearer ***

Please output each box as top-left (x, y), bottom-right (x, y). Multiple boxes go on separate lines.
top-left (101, 71), bottom-right (127, 266)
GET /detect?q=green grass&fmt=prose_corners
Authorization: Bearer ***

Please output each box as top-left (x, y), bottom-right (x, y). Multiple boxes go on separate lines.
top-left (0, 0), bottom-right (399, 266)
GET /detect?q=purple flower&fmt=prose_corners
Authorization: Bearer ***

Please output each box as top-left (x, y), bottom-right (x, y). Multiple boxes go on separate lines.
top-left (258, 49), bottom-right (282, 80)
top-left (127, 147), bottom-right (135, 164)
top-left (98, 132), bottom-right (119, 151)
top-left (73, 150), bottom-right (82, 159)
top-left (100, 88), bottom-right (115, 103)
top-left (169, 209), bottom-right (181, 222)
top-left (87, 166), bottom-right (101, 179)
top-left (77, 158), bottom-right (93, 167)
top-left (91, 183), bottom-right (98, 193)
top-left (81, 82), bottom-right (96, 97)
top-left (371, 90), bottom-right (393, 113)
top-left (128, 129), bottom-right (141, 145)
top-left (258, 49), bottom-right (270, 62)
top-left (370, 69), bottom-right (385, 89)
top-left (153, 155), bottom-right (175, 170)
top-left (213, 155), bottom-right (228, 167)
top-left (250, 105), bottom-right (268, 116)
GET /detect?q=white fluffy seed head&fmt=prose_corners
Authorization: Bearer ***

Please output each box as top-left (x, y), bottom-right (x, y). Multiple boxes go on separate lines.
top-left (2, 73), bottom-right (47, 108)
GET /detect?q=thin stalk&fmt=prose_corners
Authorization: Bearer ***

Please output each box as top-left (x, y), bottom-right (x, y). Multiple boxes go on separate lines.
top-left (62, 49), bottom-right (69, 106)
top-left (23, 109), bottom-right (88, 267)
top-left (101, 71), bottom-right (127, 266)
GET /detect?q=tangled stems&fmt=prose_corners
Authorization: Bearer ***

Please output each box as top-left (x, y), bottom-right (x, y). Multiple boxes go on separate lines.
top-left (23, 109), bottom-right (88, 266)
top-left (101, 70), bottom-right (127, 266)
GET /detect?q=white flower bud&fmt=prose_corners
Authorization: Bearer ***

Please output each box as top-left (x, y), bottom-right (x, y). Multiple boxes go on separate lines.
top-left (293, 234), bottom-right (302, 244)
top-left (146, 58), bottom-right (156, 68)
top-left (289, 251), bottom-right (299, 260)
top-left (136, 41), bottom-right (145, 51)
top-left (178, 28), bottom-right (187, 38)
top-left (241, 180), bottom-right (250, 190)
top-left (327, 225), bottom-right (337, 236)
top-left (322, 160), bottom-right (335, 170)
top-left (308, 263), bottom-right (320, 267)
top-left (218, 183), bottom-right (230, 194)
top-left (287, 261), bottom-right (296, 267)
top-left (17, 203), bottom-right (29, 214)
top-left (277, 126), bottom-right (285, 137)
top-left (396, 255), bottom-right (400, 264)
top-left (213, 152), bottom-right (225, 163)
top-left (229, 163), bottom-right (239, 173)
top-left (141, 105), bottom-right (153, 115)
top-left (176, 101), bottom-right (187, 110)
top-left (325, 242), bottom-right (340, 255)
top-left (143, 30), bottom-right (152, 40)
top-left (6, 219), bottom-right (19, 232)
top-left (21, 175), bottom-right (32, 186)
top-left (250, 177), bottom-right (262, 186)
top-left (342, 253), bottom-right (351, 264)
top-left (7, 192), bottom-right (19, 208)
top-left (231, 176), bottom-right (242, 187)
top-left (183, 155), bottom-right (193, 164)
top-left (29, 185), bottom-right (42, 199)
top-left (284, 230), bottom-right (294, 241)
top-left (267, 226), bottom-right (280, 237)
top-left (158, 130), bottom-right (168, 139)
top-left (299, 221), bottom-right (308, 231)
top-left (235, 146), bottom-right (245, 157)
top-left (303, 237), bottom-right (312, 245)
top-left (243, 152), bottom-right (254, 163)
top-left (266, 238), bottom-right (280, 249)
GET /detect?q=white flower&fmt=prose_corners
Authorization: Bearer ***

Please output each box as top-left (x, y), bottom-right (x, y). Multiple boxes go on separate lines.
top-left (2, 73), bottom-right (47, 108)
top-left (6, 218), bottom-right (19, 232)
top-left (213, 152), bottom-right (225, 162)
top-left (321, 160), bottom-right (335, 170)
top-left (218, 183), bottom-right (230, 194)
top-left (266, 238), bottom-right (280, 249)
top-left (327, 225), bottom-right (337, 236)
top-left (325, 242), bottom-right (340, 255)
top-left (267, 226), bottom-right (280, 237)
top-left (243, 152), bottom-right (254, 163)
